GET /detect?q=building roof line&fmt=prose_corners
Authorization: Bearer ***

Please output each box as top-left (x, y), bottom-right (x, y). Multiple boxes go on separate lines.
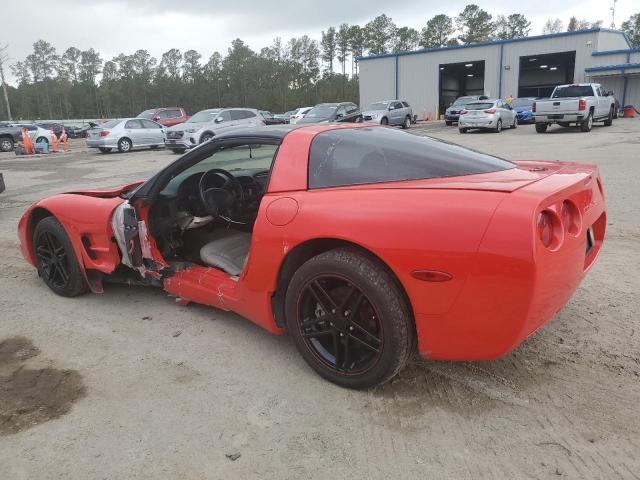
top-left (585, 62), bottom-right (640, 72)
top-left (359, 28), bottom-right (629, 62)
top-left (592, 48), bottom-right (640, 57)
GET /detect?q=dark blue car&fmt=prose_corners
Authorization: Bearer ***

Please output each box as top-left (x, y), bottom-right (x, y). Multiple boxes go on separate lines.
top-left (512, 97), bottom-right (537, 124)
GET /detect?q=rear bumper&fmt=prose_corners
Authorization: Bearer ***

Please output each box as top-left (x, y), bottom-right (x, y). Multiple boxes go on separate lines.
top-left (535, 114), bottom-right (584, 123)
top-left (458, 116), bottom-right (497, 129)
top-left (86, 138), bottom-right (118, 148)
top-left (416, 164), bottom-right (606, 360)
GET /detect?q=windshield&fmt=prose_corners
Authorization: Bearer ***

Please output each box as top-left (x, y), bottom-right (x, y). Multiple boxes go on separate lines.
top-left (307, 105), bottom-right (337, 118)
top-left (187, 110), bottom-right (221, 123)
top-left (367, 102), bottom-right (389, 111)
top-left (552, 86), bottom-right (594, 98)
top-left (452, 96), bottom-right (476, 106)
top-left (137, 110), bottom-right (156, 119)
top-left (465, 103), bottom-right (495, 110)
top-left (512, 98), bottom-right (534, 107)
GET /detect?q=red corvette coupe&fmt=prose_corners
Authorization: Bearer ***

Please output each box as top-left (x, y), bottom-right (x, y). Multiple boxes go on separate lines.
top-left (18, 124), bottom-right (606, 388)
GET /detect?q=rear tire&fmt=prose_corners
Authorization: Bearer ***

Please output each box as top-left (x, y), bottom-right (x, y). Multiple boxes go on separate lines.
top-left (170, 149), bottom-right (186, 154)
top-left (36, 137), bottom-right (48, 145)
top-left (494, 119), bottom-right (503, 133)
top-left (32, 217), bottom-right (87, 297)
top-left (459, 128), bottom-right (467, 134)
top-left (535, 123), bottom-right (548, 133)
top-left (580, 112), bottom-right (593, 132)
top-left (285, 248), bottom-right (416, 389)
top-left (603, 107), bottom-right (614, 127)
top-left (445, 121), bottom-right (452, 126)
top-left (401, 116), bottom-right (411, 129)
top-left (98, 147), bottom-right (112, 153)
top-left (0, 137), bottom-right (14, 152)
top-left (511, 116), bottom-right (518, 129)
top-left (117, 137), bottom-right (132, 152)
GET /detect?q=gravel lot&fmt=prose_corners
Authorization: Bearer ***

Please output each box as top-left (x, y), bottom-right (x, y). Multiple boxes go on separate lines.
top-left (1, 120), bottom-right (639, 479)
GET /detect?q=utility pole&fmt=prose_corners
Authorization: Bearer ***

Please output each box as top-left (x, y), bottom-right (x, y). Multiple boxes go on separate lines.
top-left (0, 44), bottom-right (13, 122)
top-left (610, 0), bottom-right (618, 28)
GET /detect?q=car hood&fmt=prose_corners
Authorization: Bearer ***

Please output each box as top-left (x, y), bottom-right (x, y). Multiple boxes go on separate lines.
top-left (65, 181), bottom-right (144, 198)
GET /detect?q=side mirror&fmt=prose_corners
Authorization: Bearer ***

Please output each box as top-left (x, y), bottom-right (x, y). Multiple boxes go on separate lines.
top-left (388, 105), bottom-right (395, 111)
top-left (608, 91), bottom-right (614, 97)
top-left (215, 117), bottom-right (223, 123)
top-left (152, 116), bottom-right (160, 122)
top-left (336, 113), bottom-right (344, 119)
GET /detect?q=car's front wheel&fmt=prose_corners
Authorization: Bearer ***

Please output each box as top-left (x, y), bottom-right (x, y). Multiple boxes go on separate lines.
top-left (32, 217), bottom-right (87, 297)
top-left (170, 148), bottom-right (186, 154)
top-left (511, 116), bottom-right (518, 129)
top-left (285, 248), bottom-right (416, 389)
top-left (380, 117), bottom-right (388, 126)
top-left (402, 116), bottom-right (411, 129)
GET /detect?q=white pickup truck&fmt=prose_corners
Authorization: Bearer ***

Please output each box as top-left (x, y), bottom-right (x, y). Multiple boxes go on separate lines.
top-left (533, 83), bottom-right (616, 133)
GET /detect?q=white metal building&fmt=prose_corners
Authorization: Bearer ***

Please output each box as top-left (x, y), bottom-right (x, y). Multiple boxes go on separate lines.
top-left (359, 28), bottom-right (640, 119)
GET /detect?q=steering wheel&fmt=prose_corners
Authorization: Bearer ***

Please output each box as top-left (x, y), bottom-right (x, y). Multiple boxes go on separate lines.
top-left (198, 168), bottom-right (244, 220)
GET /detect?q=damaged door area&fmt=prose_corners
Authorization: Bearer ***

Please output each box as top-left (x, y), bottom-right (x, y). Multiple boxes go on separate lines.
top-left (111, 201), bottom-right (157, 277)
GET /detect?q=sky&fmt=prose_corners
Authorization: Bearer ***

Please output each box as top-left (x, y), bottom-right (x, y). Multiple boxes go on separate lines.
top-left (1, 0), bottom-right (637, 85)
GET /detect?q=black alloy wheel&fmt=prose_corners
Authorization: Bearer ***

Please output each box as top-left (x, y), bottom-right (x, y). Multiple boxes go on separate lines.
top-left (285, 248), bottom-right (415, 389)
top-left (33, 217), bottom-right (87, 297)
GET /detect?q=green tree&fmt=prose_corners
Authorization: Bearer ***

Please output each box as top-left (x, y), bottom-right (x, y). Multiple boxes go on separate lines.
top-left (336, 24), bottom-right (350, 75)
top-left (494, 14), bottom-right (531, 39)
top-left (320, 27), bottom-right (337, 73)
top-left (11, 61), bottom-right (31, 84)
top-left (456, 5), bottom-right (493, 44)
top-left (393, 27), bottom-right (419, 52)
top-left (348, 25), bottom-right (365, 75)
top-left (364, 14), bottom-right (396, 55)
top-left (182, 50), bottom-right (201, 84)
top-left (622, 13), bottom-right (640, 47)
top-left (568, 16), bottom-right (578, 31)
top-left (30, 40), bottom-right (58, 118)
top-left (542, 19), bottom-right (564, 34)
top-left (60, 47), bottom-right (81, 83)
top-left (420, 14), bottom-right (455, 48)
top-left (160, 48), bottom-right (182, 79)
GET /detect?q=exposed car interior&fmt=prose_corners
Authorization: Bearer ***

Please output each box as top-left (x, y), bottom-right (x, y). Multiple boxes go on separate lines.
top-left (147, 143), bottom-right (278, 276)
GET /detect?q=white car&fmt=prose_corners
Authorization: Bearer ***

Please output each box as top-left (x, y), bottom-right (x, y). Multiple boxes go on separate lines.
top-left (289, 107), bottom-right (312, 124)
top-left (86, 118), bottom-right (166, 153)
top-left (458, 99), bottom-right (517, 133)
top-left (14, 124), bottom-right (53, 145)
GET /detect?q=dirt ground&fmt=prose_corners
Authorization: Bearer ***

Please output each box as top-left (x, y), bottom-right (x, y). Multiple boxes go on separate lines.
top-left (0, 120), bottom-right (639, 479)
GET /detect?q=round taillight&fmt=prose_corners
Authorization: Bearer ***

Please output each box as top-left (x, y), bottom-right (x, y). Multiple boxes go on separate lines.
top-left (561, 200), bottom-right (581, 236)
top-left (537, 209), bottom-right (563, 250)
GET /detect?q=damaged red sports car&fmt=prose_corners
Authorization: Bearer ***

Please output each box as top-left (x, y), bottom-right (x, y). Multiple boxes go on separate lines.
top-left (17, 124), bottom-right (606, 388)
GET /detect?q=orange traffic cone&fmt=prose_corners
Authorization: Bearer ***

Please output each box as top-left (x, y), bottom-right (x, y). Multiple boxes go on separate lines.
top-left (21, 128), bottom-right (35, 155)
top-left (50, 129), bottom-right (59, 152)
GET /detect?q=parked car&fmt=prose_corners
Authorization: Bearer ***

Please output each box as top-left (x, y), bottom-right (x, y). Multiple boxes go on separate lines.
top-left (511, 97), bottom-right (537, 124)
top-left (533, 83), bottom-right (616, 133)
top-left (17, 124), bottom-right (606, 388)
top-left (260, 111), bottom-right (286, 125)
top-left (279, 110), bottom-right (297, 123)
top-left (64, 121), bottom-right (100, 139)
top-left (458, 99), bottom-right (518, 133)
top-left (86, 118), bottom-right (165, 153)
top-left (362, 100), bottom-right (413, 129)
top-left (14, 124), bottom-right (53, 144)
top-left (36, 122), bottom-right (66, 139)
top-left (164, 108), bottom-right (265, 154)
top-left (296, 102), bottom-right (362, 124)
top-left (137, 107), bottom-right (189, 127)
top-left (445, 96), bottom-right (486, 125)
top-left (0, 124), bottom-right (21, 152)
top-left (289, 107), bottom-right (312, 124)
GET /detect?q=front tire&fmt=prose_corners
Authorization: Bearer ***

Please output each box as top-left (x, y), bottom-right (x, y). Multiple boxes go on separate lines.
top-left (117, 137), bottom-right (132, 152)
top-left (380, 117), bottom-right (388, 126)
top-left (285, 248), bottom-right (415, 389)
top-left (459, 128), bottom-right (467, 134)
top-left (401, 116), bottom-right (411, 130)
top-left (535, 123), bottom-right (548, 133)
top-left (32, 217), bottom-right (87, 297)
top-left (511, 116), bottom-right (518, 129)
top-left (200, 133), bottom-right (214, 143)
top-left (170, 148), bottom-right (186, 154)
top-left (581, 112), bottom-right (593, 132)
top-left (445, 121), bottom-right (453, 126)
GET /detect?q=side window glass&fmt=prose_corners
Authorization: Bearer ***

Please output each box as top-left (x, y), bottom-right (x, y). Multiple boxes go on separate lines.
top-left (125, 120), bottom-right (141, 129)
top-left (336, 106), bottom-right (347, 117)
top-left (168, 110), bottom-right (181, 118)
top-left (394, 102), bottom-right (403, 110)
top-left (142, 119), bottom-right (161, 129)
top-left (217, 111), bottom-right (232, 122)
top-left (402, 101), bottom-right (410, 108)
top-left (346, 104), bottom-right (358, 114)
top-left (230, 110), bottom-right (243, 121)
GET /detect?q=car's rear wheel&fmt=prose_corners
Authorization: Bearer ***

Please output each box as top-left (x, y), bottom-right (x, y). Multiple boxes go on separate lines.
top-left (511, 116), bottom-right (518, 129)
top-left (117, 137), bottom-right (132, 152)
top-left (0, 137), bottom-right (14, 152)
top-left (98, 147), bottom-right (112, 153)
top-left (535, 123), bottom-right (548, 133)
top-left (401, 116), bottom-right (411, 129)
top-left (494, 119), bottom-right (502, 133)
top-left (36, 137), bottom-right (48, 145)
top-left (459, 127), bottom-right (467, 134)
top-left (170, 148), bottom-right (186, 154)
top-left (33, 217), bottom-right (87, 297)
top-left (380, 117), bottom-right (388, 126)
top-left (581, 112), bottom-right (593, 132)
top-left (285, 248), bottom-right (415, 389)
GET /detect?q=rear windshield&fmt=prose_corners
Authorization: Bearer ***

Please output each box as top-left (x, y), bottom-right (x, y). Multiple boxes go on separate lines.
top-left (137, 110), bottom-right (156, 119)
top-left (100, 119), bottom-right (121, 128)
top-left (308, 128), bottom-right (515, 189)
top-left (452, 96), bottom-right (476, 106)
top-left (552, 86), bottom-right (594, 98)
top-left (465, 103), bottom-right (494, 110)
top-left (307, 105), bottom-right (337, 118)
top-left (368, 102), bottom-right (389, 110)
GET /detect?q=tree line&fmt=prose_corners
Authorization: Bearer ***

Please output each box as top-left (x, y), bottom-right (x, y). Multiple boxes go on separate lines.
top-left (1, 5), bottom-right (638, 121)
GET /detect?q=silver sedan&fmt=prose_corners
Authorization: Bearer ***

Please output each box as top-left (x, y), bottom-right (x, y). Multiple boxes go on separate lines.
top-left (86, 118), bottom-right (166, 153)
top-left (458, 100), bottom-right (517, 133)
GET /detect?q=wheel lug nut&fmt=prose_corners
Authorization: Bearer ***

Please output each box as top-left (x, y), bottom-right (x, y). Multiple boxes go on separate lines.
top-left (331, 309), bottom-right (336, 314)
top-left (339, 333), bottom-right (344, 337)
top-left (349, 326), bottom-right (354, 331)
top-left (329, 322), bottom-right (333, 326)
